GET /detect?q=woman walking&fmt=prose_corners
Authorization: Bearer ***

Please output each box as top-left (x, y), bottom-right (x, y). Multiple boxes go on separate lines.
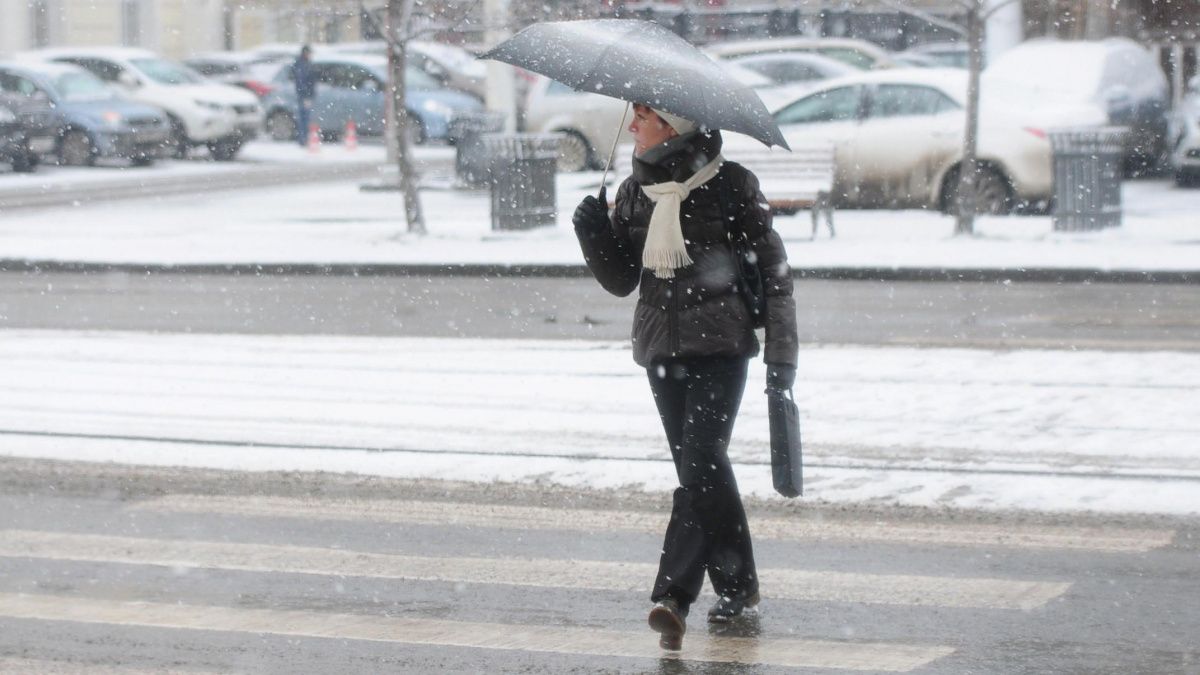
top-left (572, 105), bottom-right (798, 651)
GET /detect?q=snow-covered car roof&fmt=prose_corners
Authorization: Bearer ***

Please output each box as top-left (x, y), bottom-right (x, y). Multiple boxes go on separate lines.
top-left (23, 46), bottom-right (162, 62)
top-left (706, 36), bottom-right (893, 62)
top-left (764, 67), bottom-right (970, 112)
top-left (0, 59), bottom-right (90, 79)
top-left (983, 37), bottom-right (1167, 101)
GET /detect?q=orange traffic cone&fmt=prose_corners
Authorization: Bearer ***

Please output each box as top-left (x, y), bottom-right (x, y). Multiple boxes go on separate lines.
top-left (343, 119), bottom-right (358, 152)
top-left (306, 123), bottom-right (321, 154)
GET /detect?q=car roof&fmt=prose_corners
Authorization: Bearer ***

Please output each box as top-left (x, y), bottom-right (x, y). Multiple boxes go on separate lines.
top-left (0, 60), bottom-right (88, 79)
top-left (706, 36), bottom-right (891, 59)
top-left (27, 46), bottom-right (161, 61)
top-left (767, 67), bottom-right (968, 110)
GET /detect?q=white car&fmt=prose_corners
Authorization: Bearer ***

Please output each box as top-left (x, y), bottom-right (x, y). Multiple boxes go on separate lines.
top-left (28, 47), bottom-right (262, 160)
top-left (705, 37), bottom-right (896, 70)
top-left (1168, 74), bottom-right (1200, 186)
top-left (759, 68), bottom-right (1106, 213)
top-left (523, 62), bottom-right (776, 172)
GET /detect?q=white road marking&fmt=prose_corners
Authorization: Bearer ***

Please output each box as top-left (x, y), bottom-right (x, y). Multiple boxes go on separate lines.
top-left (0, 658), bottom-right (217, 675)
top-left (0, 530), bottom-right (1069, 610)
top-left (0, 592), bottom-right (954, 672)
top-left (135, 494), bottom-right (1175, 553)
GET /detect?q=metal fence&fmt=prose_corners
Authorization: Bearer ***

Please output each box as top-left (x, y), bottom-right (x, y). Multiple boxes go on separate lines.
top-left (482, 133), bottom-right (561, 231)
top-left (1049, 127), bottom-right (1128, 231)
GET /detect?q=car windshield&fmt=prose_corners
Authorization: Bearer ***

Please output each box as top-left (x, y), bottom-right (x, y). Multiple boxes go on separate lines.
top-left (406, 66), bottom-right (439, 91)
top-left (54, 71), bottom-right (116, 101)
top-left (129, 58), bottom-right (206, 85)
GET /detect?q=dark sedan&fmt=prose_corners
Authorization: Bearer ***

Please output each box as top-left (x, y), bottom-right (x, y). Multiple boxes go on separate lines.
top-left (0, 61), bottom-right (171, 166)
top-left (0, 92), bottom-right (55, 172)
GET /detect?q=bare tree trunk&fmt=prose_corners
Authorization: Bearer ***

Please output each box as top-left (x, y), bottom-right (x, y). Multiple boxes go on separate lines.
top-left (954, 0), bottom-right (984, 236)
top-left (385, 0), bottom-right (425, 235)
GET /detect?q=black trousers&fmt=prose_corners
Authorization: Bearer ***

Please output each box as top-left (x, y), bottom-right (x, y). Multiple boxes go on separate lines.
top-left (646, 356), bottom-right (757, 612)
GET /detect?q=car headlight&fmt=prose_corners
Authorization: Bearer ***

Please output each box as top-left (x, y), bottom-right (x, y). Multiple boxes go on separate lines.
top-left (194, 100), bottom-right (225, 112)
top-left (420, 99), bottom-right (453, 117)
top-left (101, 110), bottom-right (123, 128)
top-left (0, 107), bottom-right (15, 124)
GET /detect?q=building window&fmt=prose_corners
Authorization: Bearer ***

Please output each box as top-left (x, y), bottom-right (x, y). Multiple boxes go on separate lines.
top-left (122, 0), bottom-right (142, 46)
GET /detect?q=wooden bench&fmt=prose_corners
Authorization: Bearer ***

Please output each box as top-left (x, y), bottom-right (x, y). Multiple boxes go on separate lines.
top-left (609, 140), bottom-right (837, 238)
top-left (722, 139), bottom-right (836, 239)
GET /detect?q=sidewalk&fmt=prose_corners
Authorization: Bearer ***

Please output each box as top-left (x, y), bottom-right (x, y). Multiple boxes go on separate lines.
top-left (0, 141), bottom-right (1198, 278)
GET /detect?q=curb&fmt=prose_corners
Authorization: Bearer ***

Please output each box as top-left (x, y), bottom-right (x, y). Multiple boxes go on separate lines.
top-left (1, 260), bottom-right (1197, 284)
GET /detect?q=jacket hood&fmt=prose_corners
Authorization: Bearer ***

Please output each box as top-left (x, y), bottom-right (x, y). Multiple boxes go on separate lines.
top-left (632, 128), bottom-right (723, 185)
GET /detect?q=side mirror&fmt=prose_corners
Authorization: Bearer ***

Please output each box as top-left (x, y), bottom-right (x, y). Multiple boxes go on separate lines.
top-left (117, 71), bottom-right (140, 88)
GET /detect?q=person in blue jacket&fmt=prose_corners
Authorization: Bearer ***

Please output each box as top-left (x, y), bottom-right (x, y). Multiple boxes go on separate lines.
top-left (293, 45), bottom-right (316, 146)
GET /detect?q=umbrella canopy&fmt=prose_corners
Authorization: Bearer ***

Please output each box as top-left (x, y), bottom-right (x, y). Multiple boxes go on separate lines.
top-left (481, 19), bottom-right (789, 150)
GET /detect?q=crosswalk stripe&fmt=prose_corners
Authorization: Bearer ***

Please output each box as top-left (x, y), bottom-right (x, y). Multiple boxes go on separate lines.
top-left (0, 657), bottom-right (216, 675)
top-left (0, 530), bottom-right (1069, 610)
top-left (0, 592), bottom-right (954, 671)
top-left (134, 494), bottom-right (1175, 553)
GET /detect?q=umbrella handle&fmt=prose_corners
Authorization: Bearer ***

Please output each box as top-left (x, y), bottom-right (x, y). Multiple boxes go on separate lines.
top-left (598, 102), bottom-right (630, 199)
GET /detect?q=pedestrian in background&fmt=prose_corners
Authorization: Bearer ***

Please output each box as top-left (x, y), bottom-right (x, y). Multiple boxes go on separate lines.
top-left (571, 104), bottom-right (798, 651)
top-left (292, 45), bottom-right (316, 146)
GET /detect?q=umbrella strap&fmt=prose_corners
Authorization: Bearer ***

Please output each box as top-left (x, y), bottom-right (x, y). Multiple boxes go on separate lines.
top-left (599, 102), bottom-right (630, 194)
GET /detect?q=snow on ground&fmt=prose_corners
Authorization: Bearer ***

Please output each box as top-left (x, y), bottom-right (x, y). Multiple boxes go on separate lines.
top-left (0, 330), bottom-right (1197, 516)
top-left (2, 143), bottom-right (1197, 516)
top-left (0, 141), bottom-right (1197, 270)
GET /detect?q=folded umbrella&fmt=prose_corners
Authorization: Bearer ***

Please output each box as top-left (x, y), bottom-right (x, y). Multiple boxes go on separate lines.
top-left (481, 19), bottom-right (789, 151)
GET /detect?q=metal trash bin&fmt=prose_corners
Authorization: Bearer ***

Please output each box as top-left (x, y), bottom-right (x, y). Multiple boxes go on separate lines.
top-left (1049, 127), bottom-right (1127, 231)
top-left (448, 111), bottom-right (506, 188)
top-left (482, 133), bottom-right (561, 230)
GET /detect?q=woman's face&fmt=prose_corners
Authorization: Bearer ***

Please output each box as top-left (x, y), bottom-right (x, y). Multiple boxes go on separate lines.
top-left (629, 105), bottom-right (677, 155)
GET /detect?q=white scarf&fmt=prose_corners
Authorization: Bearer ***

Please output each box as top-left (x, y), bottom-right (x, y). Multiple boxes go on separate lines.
top-left (640, 154), bottom-right (724, 279)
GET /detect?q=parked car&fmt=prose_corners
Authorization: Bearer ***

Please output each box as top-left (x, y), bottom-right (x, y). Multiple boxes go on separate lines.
top-left (705, 37), bottom-right (896, 70)
top-left (761, 68), bottom-right (1105, 213)
top-left (183, 52), bottom-right (289, 98)
top-left (725, 52), bottom-right (857, 86)
top-left (0, 61), bottom-right (170, 166)
top-left (983, 38), bottom-right (1169, 175)
top-left (326, 41), bottom-right (487, 102)
top-left (30, 47), bottom-right (262, 160)
top-left (1167, 74), bottom-right (1200, 186)
top-left (905, 42), bottom-right (975, 69)
top-left (523, 61), bottom-right (775, 172)
top-left (0, 93), bottom-right (56, 172)
top-left (261, 54), bottom-right (483, 145)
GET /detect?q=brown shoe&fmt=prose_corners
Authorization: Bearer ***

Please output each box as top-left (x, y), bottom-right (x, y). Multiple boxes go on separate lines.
top-left (648, 598), bottom-right (687, 651)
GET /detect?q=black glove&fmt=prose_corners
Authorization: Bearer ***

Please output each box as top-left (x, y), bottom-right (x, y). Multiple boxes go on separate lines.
top-left (766, 363), bottom-right (796, 391)
top-left (572, 186), bottom-right (609, 233)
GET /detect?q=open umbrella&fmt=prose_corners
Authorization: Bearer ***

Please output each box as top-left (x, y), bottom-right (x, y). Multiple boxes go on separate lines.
top-left (481, 19), bottom-right (789, 152)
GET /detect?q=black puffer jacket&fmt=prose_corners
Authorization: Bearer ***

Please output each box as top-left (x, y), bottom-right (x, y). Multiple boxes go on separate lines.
top-left (575, 129), bottom-right (798, 368)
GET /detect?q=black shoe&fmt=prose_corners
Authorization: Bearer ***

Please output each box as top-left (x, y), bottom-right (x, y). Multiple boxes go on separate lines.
top-left (648, 598), bottom-right (687, 651)
top-left (707, 592), bottom-right (760, 623)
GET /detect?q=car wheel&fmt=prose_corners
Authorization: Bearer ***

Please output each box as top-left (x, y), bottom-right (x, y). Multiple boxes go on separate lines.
top-left (10, 151), bottom-right (36, 173)
top-left (1175, 168), bottom-right (1199, 187)
top-left (942, 166), bottom-right (1012, 215)
top-left (59, 130), bottom-right (96, 167)
top-left (266, 110), bottom-right (297, 143)
top-left (555, 131), bottom-right (592, 173)
top-left (166, 117), bottom-right (189, 159)
top-left (208, 139), bottom-right (242, 161)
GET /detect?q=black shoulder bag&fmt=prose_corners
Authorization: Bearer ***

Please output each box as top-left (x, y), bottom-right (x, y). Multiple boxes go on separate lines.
top-left (716, 168), bottom-right (767, 328)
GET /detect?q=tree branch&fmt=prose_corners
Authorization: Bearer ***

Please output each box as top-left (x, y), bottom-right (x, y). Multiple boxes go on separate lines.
top-left (876, 0), bottom-right (968, 37)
